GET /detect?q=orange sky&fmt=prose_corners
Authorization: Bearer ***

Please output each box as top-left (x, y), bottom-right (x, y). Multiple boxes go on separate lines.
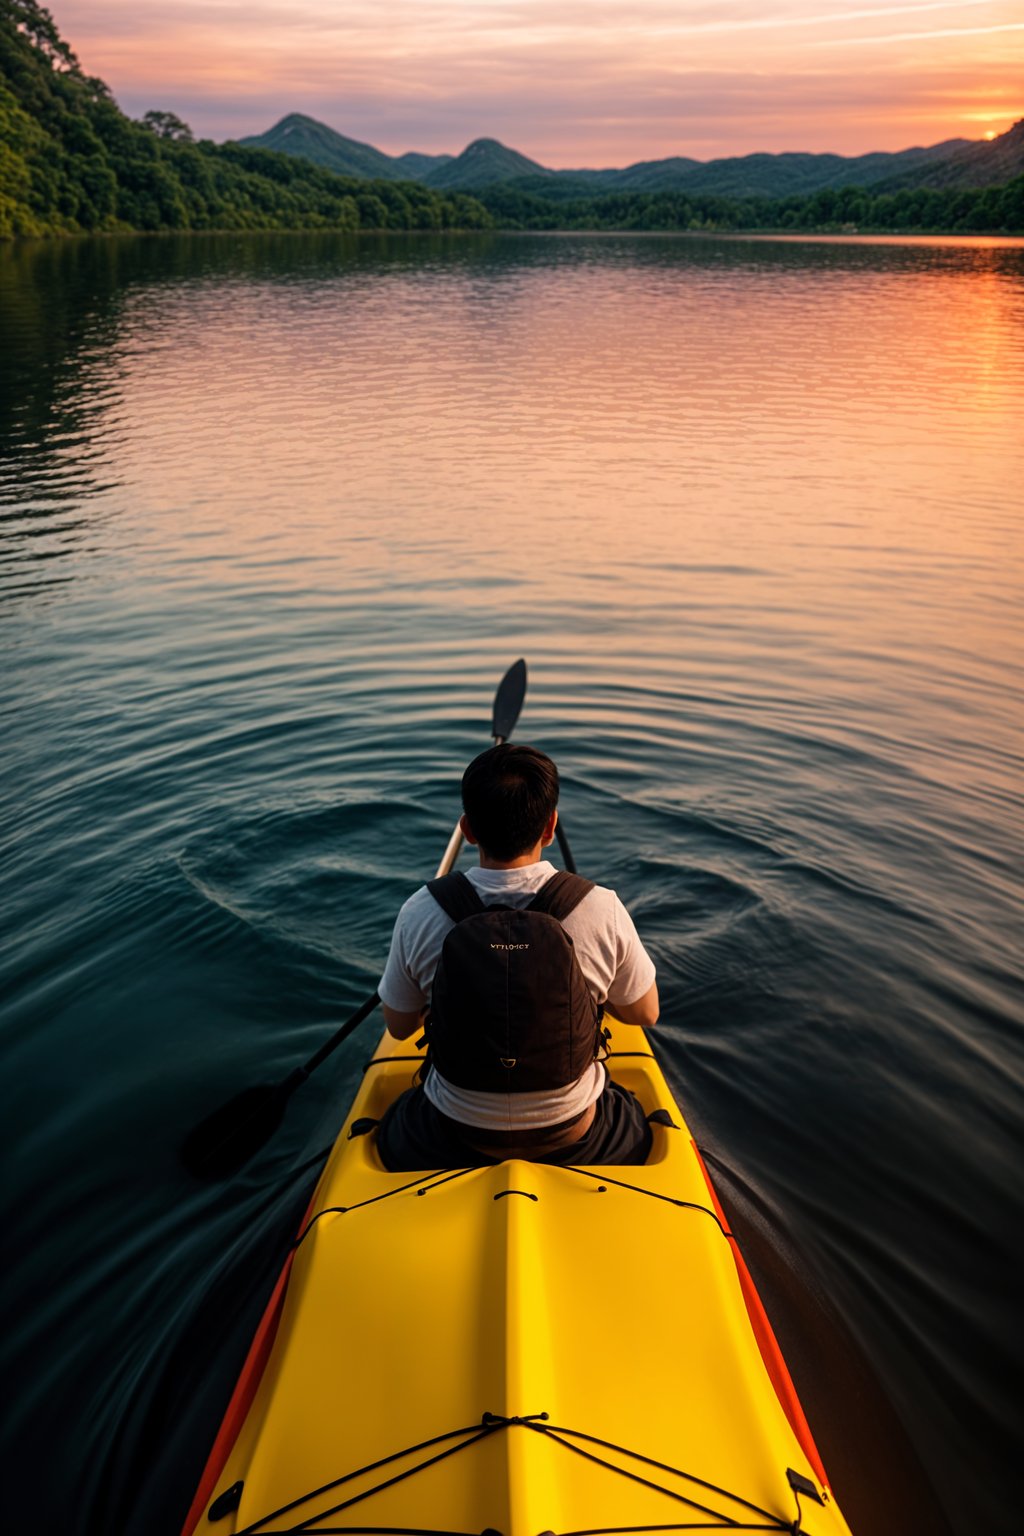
top-left (55, 0), bottom-right (1023, 163)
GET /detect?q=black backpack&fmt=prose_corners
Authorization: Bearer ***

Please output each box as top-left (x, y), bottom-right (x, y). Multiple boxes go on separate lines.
top-left (423, 871), bottom-right (603, 1094)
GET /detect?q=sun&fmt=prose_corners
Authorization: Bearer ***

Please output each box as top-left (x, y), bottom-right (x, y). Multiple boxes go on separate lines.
top-left (984, 129), bottom-right (997, 140)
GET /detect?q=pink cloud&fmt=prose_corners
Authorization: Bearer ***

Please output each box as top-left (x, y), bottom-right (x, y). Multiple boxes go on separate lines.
top-left (52, 0), bottom-right (1023, 161)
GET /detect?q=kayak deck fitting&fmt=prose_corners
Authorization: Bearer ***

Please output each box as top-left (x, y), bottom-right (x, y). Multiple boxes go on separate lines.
top-left (181, 1020), bottom-right (854, 1536)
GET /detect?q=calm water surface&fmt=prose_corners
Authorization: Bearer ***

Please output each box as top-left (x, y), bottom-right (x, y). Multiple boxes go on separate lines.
top-left (1, 232), bottom-right (1022, 1534)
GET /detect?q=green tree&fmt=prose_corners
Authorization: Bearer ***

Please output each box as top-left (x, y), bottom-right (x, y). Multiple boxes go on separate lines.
top-left (140, 109), bottom-right (193, 143)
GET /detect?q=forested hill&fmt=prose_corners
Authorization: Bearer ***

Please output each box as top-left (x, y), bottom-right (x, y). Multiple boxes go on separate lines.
top-left (238, 112), bottom-right (454, 182)
top-left (0, 0), bottom-right (491, 238)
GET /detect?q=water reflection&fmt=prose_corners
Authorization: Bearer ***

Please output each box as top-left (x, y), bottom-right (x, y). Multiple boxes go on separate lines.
top-left (3, 231), bottom-right (1021, 612)
top-left (0, 231), bottom-right (1022, 1536)
top-left (0, 242), bottom-right (130, 597)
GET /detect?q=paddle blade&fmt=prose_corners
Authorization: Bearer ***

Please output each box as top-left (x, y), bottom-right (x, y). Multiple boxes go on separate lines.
top-left (492, 658), bottom-right (527, 742)
top-left (180, 1082), bottom-right (290, 1179)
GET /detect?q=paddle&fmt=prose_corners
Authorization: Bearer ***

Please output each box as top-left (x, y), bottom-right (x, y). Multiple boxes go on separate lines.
top-left (180, 659), bottom-right (529, 1178)
top-left (555, 819), bottom-right (577, 875)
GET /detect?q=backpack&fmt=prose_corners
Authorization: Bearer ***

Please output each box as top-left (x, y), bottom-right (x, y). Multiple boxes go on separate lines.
top-left (423, 871), bottom-right (603, 1094)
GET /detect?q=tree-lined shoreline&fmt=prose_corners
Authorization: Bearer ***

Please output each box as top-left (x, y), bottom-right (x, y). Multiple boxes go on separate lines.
top-left (474, 179), bottom-right (1023, 237)
top-left (2, 1), bottom-right (1021, 242)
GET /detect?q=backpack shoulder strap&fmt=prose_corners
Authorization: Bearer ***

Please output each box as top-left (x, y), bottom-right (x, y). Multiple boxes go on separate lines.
top-left (426, 872), bottom-right (488, 924)
top-left (526, 870), bottom-right (596, 922)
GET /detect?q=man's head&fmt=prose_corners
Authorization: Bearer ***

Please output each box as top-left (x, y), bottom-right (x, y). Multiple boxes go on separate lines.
top-left (460, 744), bottom-right (559, 862)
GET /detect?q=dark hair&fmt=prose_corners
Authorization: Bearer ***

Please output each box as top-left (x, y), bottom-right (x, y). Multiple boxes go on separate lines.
top-left (461, 744), bottom-right (559, 860)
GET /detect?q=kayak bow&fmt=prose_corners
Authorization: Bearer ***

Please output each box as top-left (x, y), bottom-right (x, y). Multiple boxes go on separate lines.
top-left (180, 1021), bottom-right (853, 1536)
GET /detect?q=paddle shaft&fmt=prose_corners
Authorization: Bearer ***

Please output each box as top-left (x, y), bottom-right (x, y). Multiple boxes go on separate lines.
top-left (555, 819), bottom-right (577, 874)
top-left (436, 728), bottom-right (508, 877)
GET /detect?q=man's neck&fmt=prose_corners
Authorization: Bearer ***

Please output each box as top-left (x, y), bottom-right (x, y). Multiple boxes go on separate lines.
top-left (477, 843), bottom-right (545, 871)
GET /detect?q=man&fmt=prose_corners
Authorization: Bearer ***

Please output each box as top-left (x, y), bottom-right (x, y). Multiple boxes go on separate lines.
top-left (376, 743), bottom-right (659, 1170)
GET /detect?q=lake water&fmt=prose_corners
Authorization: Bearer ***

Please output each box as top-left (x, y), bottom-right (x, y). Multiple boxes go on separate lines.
top-left (1, 230), bottom-right (1022, 1535)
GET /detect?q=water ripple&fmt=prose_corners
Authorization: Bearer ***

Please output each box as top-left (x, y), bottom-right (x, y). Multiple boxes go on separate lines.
top-left (1, 232), bottom-right (1022, 1536)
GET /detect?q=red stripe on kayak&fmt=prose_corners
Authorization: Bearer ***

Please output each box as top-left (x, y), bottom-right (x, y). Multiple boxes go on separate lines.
top-left (179, 1190), bottom-right (319, 1536)
top-left (691, 1140), bottom-right (831, 1492)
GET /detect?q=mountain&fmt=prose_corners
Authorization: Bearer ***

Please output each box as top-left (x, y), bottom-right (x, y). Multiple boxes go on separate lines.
top-left (236, 112), bottom-right (1023, 197)
top-left (393, 150), bottom-right (454, 178)
top-left (567, 140), bottom-right (971, 198)
top-left (562, 155), bottom-right (700, 189)
top-left (239, 117), bottom-right (554, 187)
top-left (879, 118), bottom-right (1024, 191)
top-left (239, 113), bottom-right (452, 181)
top-left (423, 137), bottom-right (553, 188)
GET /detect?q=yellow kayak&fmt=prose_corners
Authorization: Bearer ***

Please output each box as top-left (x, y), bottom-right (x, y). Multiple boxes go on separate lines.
top-left (182, 1019), bottom-right (854, 1536)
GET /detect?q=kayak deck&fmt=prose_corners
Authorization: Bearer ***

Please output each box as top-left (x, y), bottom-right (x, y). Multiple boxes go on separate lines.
top-left (182, 1021), bottom-right (853, 1535)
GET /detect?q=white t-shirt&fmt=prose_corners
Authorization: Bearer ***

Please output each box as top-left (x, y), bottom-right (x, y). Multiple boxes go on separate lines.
top-left (378, 861), bottom-right (657, 1130)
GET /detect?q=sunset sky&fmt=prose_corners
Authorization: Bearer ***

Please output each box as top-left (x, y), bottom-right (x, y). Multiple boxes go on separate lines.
top-left (55, 0), bottom-right (1023, 165)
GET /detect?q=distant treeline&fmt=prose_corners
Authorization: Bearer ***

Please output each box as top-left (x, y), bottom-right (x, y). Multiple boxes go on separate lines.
top-left (478, 178), bottom-right (1024, 236)
top-left (0, 0), bottom-right (491, 238)
top-left (2, 2), bottom-right (1021, 241)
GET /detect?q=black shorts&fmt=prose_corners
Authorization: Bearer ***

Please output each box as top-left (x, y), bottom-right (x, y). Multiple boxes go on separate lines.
top-left (376, 1079), bottom-right (653, 1172)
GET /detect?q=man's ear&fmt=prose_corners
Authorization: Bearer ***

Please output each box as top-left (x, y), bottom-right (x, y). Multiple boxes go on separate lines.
top-left (460, 812), bottom-right (478, 846)
top-left (541, 808), bottom-right (558, 847)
